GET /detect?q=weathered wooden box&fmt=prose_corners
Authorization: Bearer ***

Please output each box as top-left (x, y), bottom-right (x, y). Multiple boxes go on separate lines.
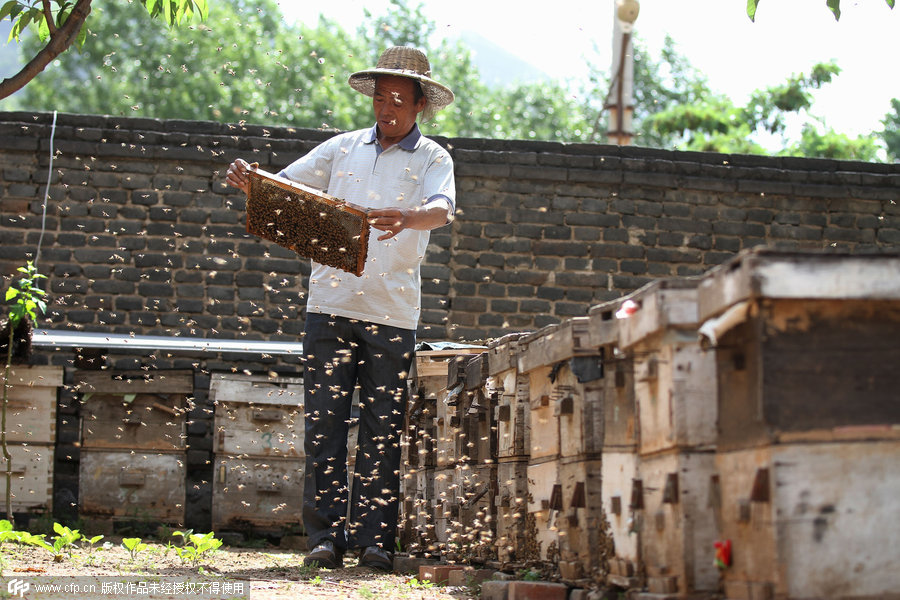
top-left (489, 334), bottom-right (530, 460)
top-left (209, 373), bottom-right (304, 458)
top-left (518, 318), bottom-right (603, 461)
top-left (211, 454), bottom-right (304, 533)
top-left (714, 438), bottom-right (900, 600)
top-left (587, 298), bottom-right (642, 589)
top-left (636, 450), bottom-right (719, 597)
top-left (79, 448), bottom-right (186, 524)
top-left (0, 443), bottom-right (53, 514)
top-left (79, 369), bottom-right (191, 452)
top-left (616, 279), bottom-right (717, 455)
top-left (697, 249), bottom-right (900, 599)
top-left (525, 458), bottom-right (559, 565)
top-left (0, 366), bottom-right (61, 517)
top-left (411, 347), bottom-right (483, 471)
top-left (3, 366), bottom-right (62, 444)
top-left (698, 248), bottom-right (900, 451)
top-left (556, 457), bottom-right (608, 586)
top-left (431, 462), bottom-right (496, 561)
top-left (495, 458), bottom-right (529, 564)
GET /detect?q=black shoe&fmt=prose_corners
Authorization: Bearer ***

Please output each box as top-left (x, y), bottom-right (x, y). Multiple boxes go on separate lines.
top-left (303, 540), bottom-right (344, 569)
top-left (358, 545), bottom-right (392, 571)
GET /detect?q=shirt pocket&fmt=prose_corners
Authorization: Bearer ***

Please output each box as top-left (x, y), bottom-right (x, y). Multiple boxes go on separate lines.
top-left (387, 171), bottom-right (423, 207)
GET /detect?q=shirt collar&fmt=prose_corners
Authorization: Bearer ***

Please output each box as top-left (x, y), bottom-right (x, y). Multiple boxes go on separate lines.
top-left (364, 123), bottom-right (422, 152)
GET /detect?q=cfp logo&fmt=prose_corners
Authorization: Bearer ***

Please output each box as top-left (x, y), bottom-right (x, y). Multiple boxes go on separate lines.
top-left (7, 578), bottom-right (30, 597)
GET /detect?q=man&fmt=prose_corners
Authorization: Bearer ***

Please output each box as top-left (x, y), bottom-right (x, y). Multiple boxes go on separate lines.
top-left (225, 46), bottom-right (455, 571)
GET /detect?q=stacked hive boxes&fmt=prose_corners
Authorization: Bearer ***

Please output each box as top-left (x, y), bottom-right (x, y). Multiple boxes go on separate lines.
top-left (209, 373), bottom-right (306, 536)
top-left (396, 249), bottom-right (899, 599)
top-left (516, 318), bottom-right (609, 585)
top-left (1, 366), bottom-right (62, 518)
top-left (402, 346), bottom-right (483, 555)
top-left (614, 278), bottom-right (719, 597)
top-left (78, 370), bottom-right (191, 528)
top-left (697, 249), bottom-right (900, 600)
top-left (587, 299), bottom-right (639, 589)
top-left (487, 333), bottom-right (530, 564)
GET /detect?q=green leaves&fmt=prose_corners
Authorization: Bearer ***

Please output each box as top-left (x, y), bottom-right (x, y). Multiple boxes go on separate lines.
top-left (172, 530), bottom-right (223, 567)
top-left (748, 0), bottom-right (895, 21)
top-left (122, 537), bottom-right (149, 560)
top-left (140, 0), bottom-right (208, 27)
top-left (4, 261), bottom-right (47, 329)
top-left (746, 0), bottom-right (760, 22)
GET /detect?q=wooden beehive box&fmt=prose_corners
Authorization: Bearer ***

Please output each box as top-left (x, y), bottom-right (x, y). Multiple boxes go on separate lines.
top-left (697, 248), bottom-right (900, 451)
top-left (0, 443), bottom-right (53, 514)
top-left (637, 450), bottom-right (719, 597)
top-left (714, 438), bottom-right (900, 600)
top-left (246, 166), bottom-right (370, 276)
top-left (79, 448), bottom-right (186, 525)
top-left (588, 299), bottom-right (641, 589)
top-left (209, 373), bottom-right (304, 458)
top-left (525, 458), bottom-right (561, 566)
top-left (517, 318), bottom-right (603, 461)
top-left (495, 458), bottom-right (529, 564)
top-left (3, 366), bottom-right (62, 444)
top-left (556, 457), bottom-right (608, 586)
top-left (211, 454), bottom-right (304, 533)
top-left (77, 369), bottom-right (191, 526)
top-left (432, 462), bottom-right (496, 562)
top-left (697, 249), bottom-right (900, 599)
top-left (78, 369), bottom-right (191, 451)
top-left (488, 333), bottom-right (530, 461)
top-left (616, 279), bottom-right (717, 455)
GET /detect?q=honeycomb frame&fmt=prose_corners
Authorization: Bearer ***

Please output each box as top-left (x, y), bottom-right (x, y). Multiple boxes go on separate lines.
top-left (246, 167), bottom-right (370, 277)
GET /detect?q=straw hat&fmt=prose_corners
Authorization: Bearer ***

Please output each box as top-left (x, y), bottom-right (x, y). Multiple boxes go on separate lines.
top-left (349, 46), bottom-right (454, 121)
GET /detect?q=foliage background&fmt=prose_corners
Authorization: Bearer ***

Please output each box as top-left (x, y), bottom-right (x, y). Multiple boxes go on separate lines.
top-left (1, 0), bottom-right (897, 161)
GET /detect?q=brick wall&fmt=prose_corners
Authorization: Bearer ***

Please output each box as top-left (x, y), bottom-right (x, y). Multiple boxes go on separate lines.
top-left (2, 111), bottom-right (899, 353)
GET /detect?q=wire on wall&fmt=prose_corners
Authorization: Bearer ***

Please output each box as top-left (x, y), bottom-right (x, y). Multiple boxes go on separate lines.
top-left (34, 110), bottom-right (58, 270)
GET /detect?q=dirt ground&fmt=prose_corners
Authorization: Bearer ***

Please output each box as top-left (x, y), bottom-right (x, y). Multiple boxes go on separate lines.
top-left (0, 537), bottom-right (478, 600)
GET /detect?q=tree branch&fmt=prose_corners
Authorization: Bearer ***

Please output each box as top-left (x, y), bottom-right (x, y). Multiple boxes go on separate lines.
top-left (41, 0), bottom-right (58, 36)
top-left (0, 0), bottom-right (92, 101)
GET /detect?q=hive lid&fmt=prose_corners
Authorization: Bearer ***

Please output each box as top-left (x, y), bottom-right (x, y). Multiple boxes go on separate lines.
top-left (246, 166), bottom-right (370, 276)
top-left (697, 248), bottom-right (900, 321)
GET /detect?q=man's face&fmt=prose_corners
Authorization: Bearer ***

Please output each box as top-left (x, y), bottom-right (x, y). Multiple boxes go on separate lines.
top-left (373, 75), bottom-right (426, 143)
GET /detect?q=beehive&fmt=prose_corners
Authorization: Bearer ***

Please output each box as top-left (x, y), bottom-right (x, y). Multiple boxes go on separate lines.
top-left (698, 248), bottom-right (900, 599)
top-left (77, 369), bottom-right (192, 526)
top-left (246, 167), bottom-right (370, 276)
top-left (587, 297), bottom-right (641, 589)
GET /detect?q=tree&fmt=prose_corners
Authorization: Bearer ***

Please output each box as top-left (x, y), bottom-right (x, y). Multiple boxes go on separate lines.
top-left (0, 0), bottom-right (208, 100)
top-left (12, 0), bottom-right (372, 129)
top-left (881, 99), bottom-right (900, 162)
top-left (747, 0), bottom-right (895, 22)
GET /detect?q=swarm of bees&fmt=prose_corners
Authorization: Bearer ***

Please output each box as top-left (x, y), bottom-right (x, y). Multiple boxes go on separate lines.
top-left (245, 166), bottom-right (369, 276)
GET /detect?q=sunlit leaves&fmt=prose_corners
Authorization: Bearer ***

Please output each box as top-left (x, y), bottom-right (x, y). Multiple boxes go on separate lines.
top-left (141, 0), bottom-right (208, 27)
top-left (748, 0), bottom-right (895, 21)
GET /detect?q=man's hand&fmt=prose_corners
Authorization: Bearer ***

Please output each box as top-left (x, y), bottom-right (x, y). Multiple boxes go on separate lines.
top-left (225, 158), bottom-right (252, 194)
top-left (368, 208), bottom-right (409, 241)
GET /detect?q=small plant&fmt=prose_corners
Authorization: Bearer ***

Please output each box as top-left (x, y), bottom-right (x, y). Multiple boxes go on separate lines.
top-left (357, 585), bottom-right (375, 598)
top-left (172, 531), bottom-right (222, 567)
top-left (2, 261), bottom-right (47, 524)
top-left (405, 578), bottom-right (434, 589)
top-left (80, 534), bottom-right (105, 565)
top-left (517, 567), bottom-right (542, 581)
top-left (122, 537), bottom-right (149, 561)
top-left (296, 560), bottom-right (320, 580)
top-left (46, 522), bottom-right (81, 562)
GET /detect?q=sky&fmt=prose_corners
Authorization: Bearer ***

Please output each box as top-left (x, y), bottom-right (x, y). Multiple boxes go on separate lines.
top-left (282, 0), bottom-right (899, 139)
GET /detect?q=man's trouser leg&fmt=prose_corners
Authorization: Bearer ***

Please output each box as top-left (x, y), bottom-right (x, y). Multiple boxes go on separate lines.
top-left (346, 319), bottom-right (413, 550)
top-left (302, 313), bottom-right (355, 553)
